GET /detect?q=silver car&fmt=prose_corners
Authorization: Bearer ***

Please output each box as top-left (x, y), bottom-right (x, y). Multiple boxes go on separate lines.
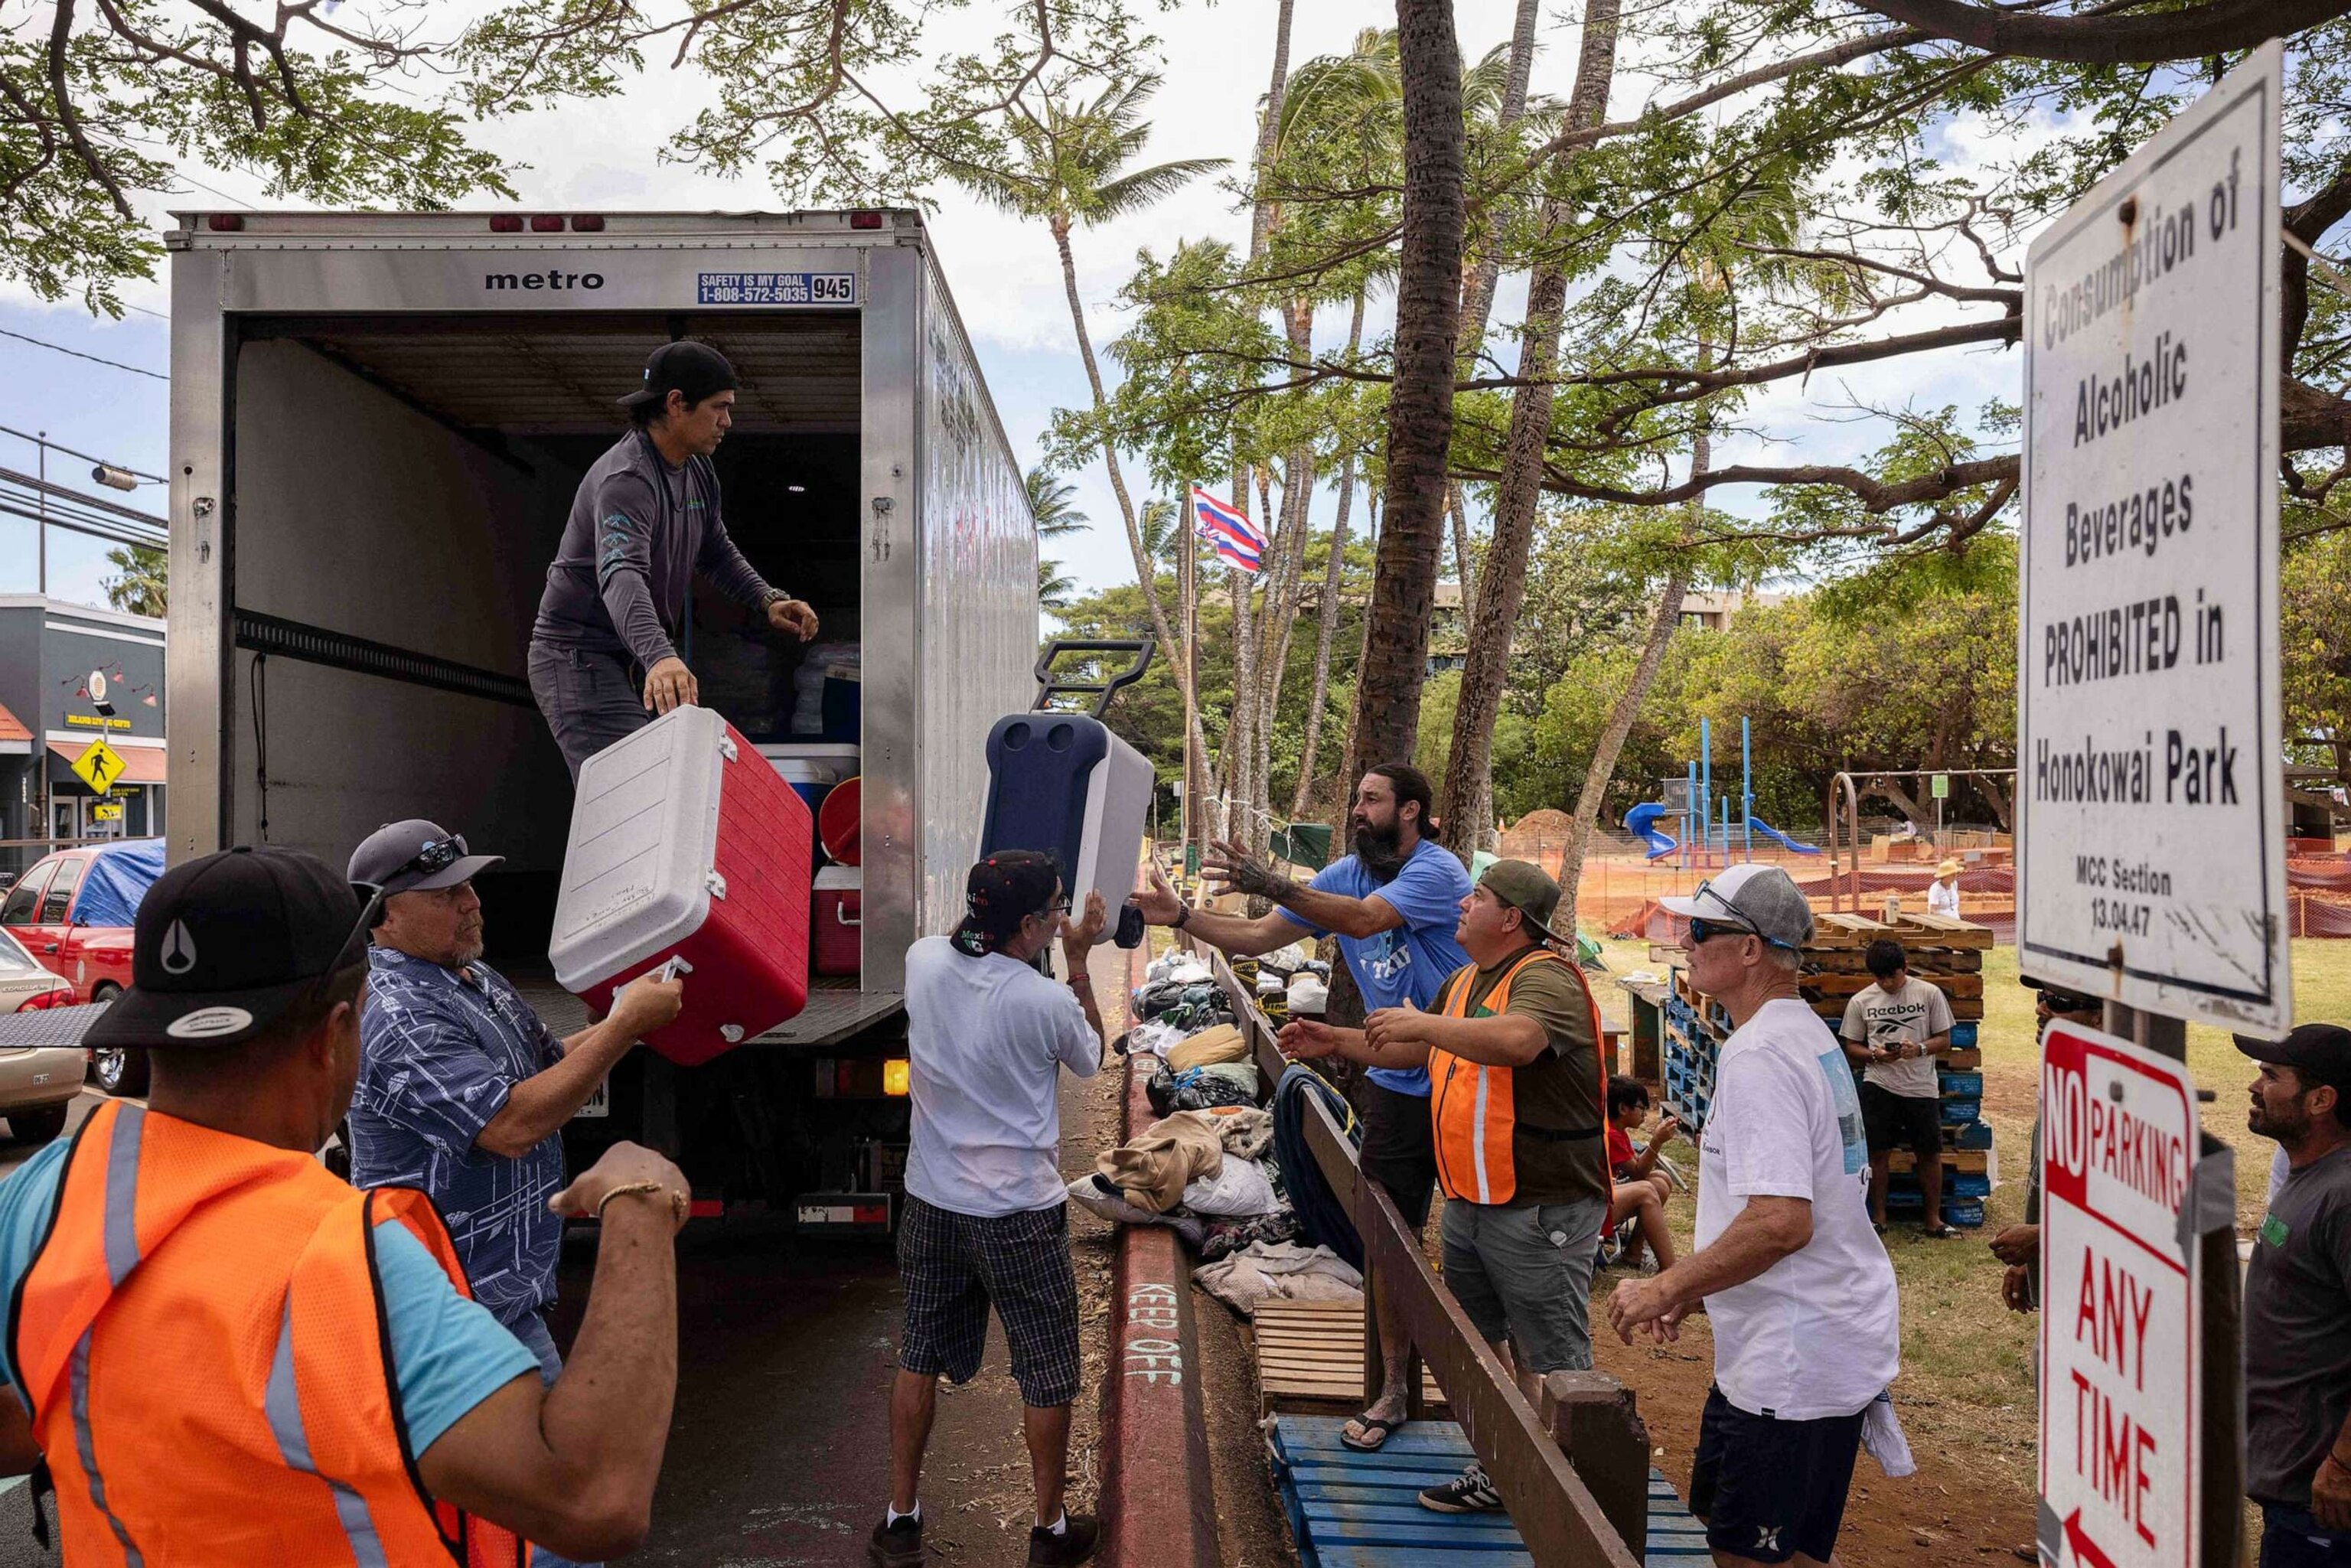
top-left (0, 926), bottom-right (85, 1143)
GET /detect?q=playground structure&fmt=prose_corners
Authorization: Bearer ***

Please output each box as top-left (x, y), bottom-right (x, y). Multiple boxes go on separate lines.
top-left (1626, 717), bottom-right (1821, 866)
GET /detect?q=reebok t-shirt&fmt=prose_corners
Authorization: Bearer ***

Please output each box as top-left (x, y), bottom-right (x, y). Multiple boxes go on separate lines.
top-left (1839, 976), bottom-right (1953, 1099)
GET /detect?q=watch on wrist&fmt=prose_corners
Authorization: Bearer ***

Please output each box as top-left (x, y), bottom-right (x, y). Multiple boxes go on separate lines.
top-left (761, 588), bottom-right (792, 608)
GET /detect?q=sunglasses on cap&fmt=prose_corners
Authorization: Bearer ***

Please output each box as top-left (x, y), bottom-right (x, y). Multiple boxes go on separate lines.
top-left (402, 835), bottom-right (468, 880)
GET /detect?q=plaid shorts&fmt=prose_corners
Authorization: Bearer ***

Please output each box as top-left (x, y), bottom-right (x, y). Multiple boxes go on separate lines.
top-left (895, 1195), bottom-right (1082, 1407)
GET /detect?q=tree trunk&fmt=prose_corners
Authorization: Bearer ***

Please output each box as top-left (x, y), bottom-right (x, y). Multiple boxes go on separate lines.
top-left (1440, 0), bottom-right (1545, 633)
top-left (1977, 771), bottom-right (2014, 831)
top-left (1291, 288), bottom-right (1362, 823)
top-left (1348, 0), bottom-right (1465, 775)
top-left (1557, 416), bottom-right (1706, 917)
top-left (1440, 0), bottom-right (1621, 862)
top-left (1335, 496), bottom-right (1381, 824)
top-left (1248, 0), bottom-right (1298, 262)
top-left (1052, 215), bottom-right (1209, 772)
top-left (1455, 0), bottom-right (1544, 347)
top-left (1254, 298), bottom-right (1321, 824)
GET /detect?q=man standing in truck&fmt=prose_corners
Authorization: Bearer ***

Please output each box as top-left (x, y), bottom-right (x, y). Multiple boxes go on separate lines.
top-left (529, 339), bottom-right (822, 778)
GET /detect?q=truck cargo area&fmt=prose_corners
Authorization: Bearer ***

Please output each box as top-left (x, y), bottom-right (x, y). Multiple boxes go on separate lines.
top-left (223, 310), bottom-right (862, 961)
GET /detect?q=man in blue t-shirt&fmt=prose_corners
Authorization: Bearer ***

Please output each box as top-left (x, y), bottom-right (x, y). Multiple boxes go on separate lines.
top-left (1133, 761), bottom-right (1470, 1452)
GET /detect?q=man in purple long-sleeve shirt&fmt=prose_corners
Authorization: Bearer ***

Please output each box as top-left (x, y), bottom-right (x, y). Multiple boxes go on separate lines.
top-left (528, 340), bottom-right (820, 778)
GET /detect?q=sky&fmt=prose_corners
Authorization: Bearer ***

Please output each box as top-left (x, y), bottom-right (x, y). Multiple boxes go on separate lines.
top-left (0, 0), bottom-right (2039, 615)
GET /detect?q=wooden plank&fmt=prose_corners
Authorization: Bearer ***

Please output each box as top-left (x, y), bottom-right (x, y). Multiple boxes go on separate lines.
top-left (1889, 1148), bottom-right (1992, 1175)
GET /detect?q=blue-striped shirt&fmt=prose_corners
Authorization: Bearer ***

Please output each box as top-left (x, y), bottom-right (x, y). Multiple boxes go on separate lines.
top-left (351, 947), bottom-right (567, 1327)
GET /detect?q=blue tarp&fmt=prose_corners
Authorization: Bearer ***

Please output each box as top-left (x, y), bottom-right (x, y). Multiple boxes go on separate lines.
top-left (73, 840), bottom-right (165, 927)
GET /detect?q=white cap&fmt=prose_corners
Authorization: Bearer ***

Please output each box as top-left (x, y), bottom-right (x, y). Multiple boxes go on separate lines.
top-left (1658, 863), bottom-right (1814, 950)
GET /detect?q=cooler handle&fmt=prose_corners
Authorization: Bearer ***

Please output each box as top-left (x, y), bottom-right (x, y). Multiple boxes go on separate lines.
top-left (1032, 638), bottom-right (1153, 719)
top-left (614, 954), bottom-right (693, 1002)
top-left (834, 904), bottom-right (862, 928)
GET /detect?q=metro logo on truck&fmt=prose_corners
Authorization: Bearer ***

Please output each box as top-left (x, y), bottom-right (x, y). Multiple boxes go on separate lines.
top-left (2038, 1020), bottom-right (2203, 1568)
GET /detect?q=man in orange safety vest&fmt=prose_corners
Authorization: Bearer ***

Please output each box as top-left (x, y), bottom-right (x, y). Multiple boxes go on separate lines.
top-left (0, 846), bottom-right (689, 1565)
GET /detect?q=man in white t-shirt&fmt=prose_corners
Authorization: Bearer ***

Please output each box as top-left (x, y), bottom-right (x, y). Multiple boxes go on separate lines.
top-left (1607, 865), bottom-right (1899, 1568)
top-left (874, 851), bottom-right (1109, 1568)
top-left (1839, 937), bottom-right (1956, 1237)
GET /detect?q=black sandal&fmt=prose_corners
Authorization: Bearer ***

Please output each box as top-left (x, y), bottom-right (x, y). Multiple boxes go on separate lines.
top-left (1341, 1415), bottom-right (1404, 1452)
top-left (1921, 1224), bottom-right (1958, 1240)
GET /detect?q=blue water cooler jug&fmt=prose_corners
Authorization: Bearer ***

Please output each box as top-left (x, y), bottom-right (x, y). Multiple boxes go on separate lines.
top-left (980, 641), bottom-right (1156, 944)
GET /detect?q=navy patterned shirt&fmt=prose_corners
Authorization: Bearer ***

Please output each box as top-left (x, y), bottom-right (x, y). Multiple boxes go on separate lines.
top-left (351, 947), bottom-right (567, 1328)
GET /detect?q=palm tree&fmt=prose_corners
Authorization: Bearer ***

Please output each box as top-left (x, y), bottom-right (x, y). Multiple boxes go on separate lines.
top-left (1026, 465), bottom-right (1087, 615)
top-left (1348, 0), bottom-right (1464, 775)
top-left (101, 544), bottom-right (165, 618)
top-left (967, 77), bottom-right (1224, 771)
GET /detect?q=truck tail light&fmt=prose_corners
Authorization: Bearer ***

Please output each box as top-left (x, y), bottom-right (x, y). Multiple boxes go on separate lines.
top-left (206, 214), bottom-right (244, 232)
top-left (489, 214), bottom-right (524, 233)
top-left (529, 214), bottom-right (564, 233)
top-left (849, 210), bottom-right (885, 230)
top-left (571, 214), bottom-right (606, 232)
top-left (883, 1058), bottom-right (909, 1097)
top-left (15, 987), bottom-right (73, 1012)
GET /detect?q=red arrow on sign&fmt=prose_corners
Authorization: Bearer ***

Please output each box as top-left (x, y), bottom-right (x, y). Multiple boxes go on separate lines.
top-left (2062, 1510), bottom-right (2118, 1568)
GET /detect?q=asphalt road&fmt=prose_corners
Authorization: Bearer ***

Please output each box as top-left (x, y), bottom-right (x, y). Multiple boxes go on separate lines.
top-left (0, 1088), bottom-right (1039, 1567)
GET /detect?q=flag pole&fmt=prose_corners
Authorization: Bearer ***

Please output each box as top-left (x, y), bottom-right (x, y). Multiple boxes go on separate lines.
top-left (1179, 494), bottom-right (1198, 889)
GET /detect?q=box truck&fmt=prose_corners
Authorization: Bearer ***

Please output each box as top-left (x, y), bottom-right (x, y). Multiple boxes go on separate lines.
top-left (163, 208), bottom-right (1038, 1221)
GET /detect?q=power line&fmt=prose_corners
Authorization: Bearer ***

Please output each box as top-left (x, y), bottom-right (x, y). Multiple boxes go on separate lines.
top-left (0, 424), bottom-right (164, 483)
top-left (0, 326), bottom-right (167, 381)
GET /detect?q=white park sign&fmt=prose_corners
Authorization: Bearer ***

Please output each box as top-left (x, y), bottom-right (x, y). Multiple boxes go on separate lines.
top-left (2017, 42), bottom-right (2287, 1032)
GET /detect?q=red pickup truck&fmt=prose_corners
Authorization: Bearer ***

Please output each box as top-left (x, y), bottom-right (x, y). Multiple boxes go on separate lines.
top-left (0, 839), bottom-right (165, 1094)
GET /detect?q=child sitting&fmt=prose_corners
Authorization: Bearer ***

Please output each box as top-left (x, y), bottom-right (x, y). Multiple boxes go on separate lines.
top-left (1604, 1074), bottom-right (1681, 1273)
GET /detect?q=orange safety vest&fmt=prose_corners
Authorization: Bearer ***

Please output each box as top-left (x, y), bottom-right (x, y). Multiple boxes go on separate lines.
top-left (1427, 947), bottom-right (1612, 1207)
top-left (10, 1100), bottom-right (530, 1566)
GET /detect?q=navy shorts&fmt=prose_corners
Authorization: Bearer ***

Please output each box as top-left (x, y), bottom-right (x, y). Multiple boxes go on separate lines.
top-left (1357, 1080), bottom-right (1437, 1231)
top-left (1689, 1385), bottom-right (1866, 1564)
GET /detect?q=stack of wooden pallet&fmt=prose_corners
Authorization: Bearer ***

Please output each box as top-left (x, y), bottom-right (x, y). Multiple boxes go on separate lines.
top-left (1655, 911), bottom-right (1995, 1229)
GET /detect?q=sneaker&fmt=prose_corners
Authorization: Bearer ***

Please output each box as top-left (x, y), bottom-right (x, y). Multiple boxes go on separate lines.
top-left (1419, 1463), bottom-right (1504, 1514)
top-left (1027, 1514), bottom-right (1101, 1566)
top-left (869, 1514), bottom-right (924, 1567)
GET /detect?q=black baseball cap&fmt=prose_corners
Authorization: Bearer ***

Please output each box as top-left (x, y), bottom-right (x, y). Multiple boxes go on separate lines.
top-left (2020, 975), bottom-right (2102, 1015)
top-left (618, 340), bottom-right (738, 410)
top-left (2235, 1023), bottom-right (2351, 1089)
top-left (951, 851), bottom-right (1063, 956)
top-left (84, 847), bottom-right (368, 1050)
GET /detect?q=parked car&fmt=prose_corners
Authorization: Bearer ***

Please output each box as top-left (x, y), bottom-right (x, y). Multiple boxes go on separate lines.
top-left (0, 839), bottom-right (165, 1095)
top-left (0, 926), bottom-right (85, 1143)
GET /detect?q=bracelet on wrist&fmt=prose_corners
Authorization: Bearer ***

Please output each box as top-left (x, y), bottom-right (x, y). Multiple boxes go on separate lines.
top-left (1172, 902), bottom-right (1191, 930)
top-left (596, 1179), bottom-right (686, 1226)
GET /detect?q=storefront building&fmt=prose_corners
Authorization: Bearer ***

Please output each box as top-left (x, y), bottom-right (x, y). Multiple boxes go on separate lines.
top-left (0, 597), bottom-right (167, 863)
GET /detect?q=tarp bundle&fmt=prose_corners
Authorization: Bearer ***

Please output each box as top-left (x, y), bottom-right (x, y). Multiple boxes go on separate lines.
top-left (71, 840), bottom-right (165, 929)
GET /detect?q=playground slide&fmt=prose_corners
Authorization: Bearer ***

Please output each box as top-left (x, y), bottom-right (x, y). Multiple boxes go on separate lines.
top-left (1624, 802), bottom-right (1678, 861)
top-left (1749, 818), bottom-right (1822, 855)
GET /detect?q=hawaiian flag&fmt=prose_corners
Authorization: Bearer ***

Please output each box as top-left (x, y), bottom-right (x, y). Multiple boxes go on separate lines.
top-left (1189, 485), bottom-right (1267, 574)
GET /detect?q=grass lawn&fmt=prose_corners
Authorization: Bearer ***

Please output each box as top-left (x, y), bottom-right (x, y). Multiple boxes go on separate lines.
top-left (1586, 932), bottom-right (2351, 1548)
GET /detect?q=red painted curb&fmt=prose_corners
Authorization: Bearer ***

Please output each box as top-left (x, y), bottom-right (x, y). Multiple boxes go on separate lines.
top-left (1097, 946), bottom-right (1218, 1568)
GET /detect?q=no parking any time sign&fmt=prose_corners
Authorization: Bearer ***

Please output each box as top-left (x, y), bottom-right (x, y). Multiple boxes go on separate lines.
top-left (2038, 1020), bottom-right (2206, 1568)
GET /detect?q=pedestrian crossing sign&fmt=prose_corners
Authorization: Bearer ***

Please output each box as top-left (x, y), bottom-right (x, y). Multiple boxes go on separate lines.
top-left (71, 739), bottom-right (126, 795)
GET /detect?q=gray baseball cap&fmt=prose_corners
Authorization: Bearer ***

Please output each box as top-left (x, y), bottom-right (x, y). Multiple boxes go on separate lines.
top-left (347, 819), bottom-right (503, 896)
top-left (1660, 864), bottom-right (1814, 950)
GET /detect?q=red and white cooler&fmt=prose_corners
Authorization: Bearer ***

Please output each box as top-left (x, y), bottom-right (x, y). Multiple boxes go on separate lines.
top-left (549, 706), bottom-right (813, 1065)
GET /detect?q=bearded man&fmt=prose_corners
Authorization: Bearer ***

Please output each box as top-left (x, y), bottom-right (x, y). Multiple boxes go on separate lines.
top-left (1133, 762), bottom-right (1472, 1454)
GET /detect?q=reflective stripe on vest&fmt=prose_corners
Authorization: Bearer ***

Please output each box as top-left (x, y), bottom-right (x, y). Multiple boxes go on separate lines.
top-left (11, 1100), bottom-right (527, 1566)
top-left (1427, 949), bottom-right (1612, 1207)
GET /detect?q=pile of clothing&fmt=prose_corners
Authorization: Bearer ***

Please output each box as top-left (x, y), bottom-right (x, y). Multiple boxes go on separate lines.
top-left (1070, 1090), bottom-right (1365, 1319)
top-left (787, 642), bottom-right (861, 735)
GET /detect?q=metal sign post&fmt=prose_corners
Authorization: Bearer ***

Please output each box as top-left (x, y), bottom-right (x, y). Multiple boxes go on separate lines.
top-left (2020, 42), bottom-right (2284, 1568)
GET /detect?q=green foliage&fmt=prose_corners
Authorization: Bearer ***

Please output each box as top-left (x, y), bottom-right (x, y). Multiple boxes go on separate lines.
top-left (2284, 530), bottom-right (2351, 782)
top-left (100, 544), bottom-right (165, 619)
top-left (4, 8), bottom-right (514, 311)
